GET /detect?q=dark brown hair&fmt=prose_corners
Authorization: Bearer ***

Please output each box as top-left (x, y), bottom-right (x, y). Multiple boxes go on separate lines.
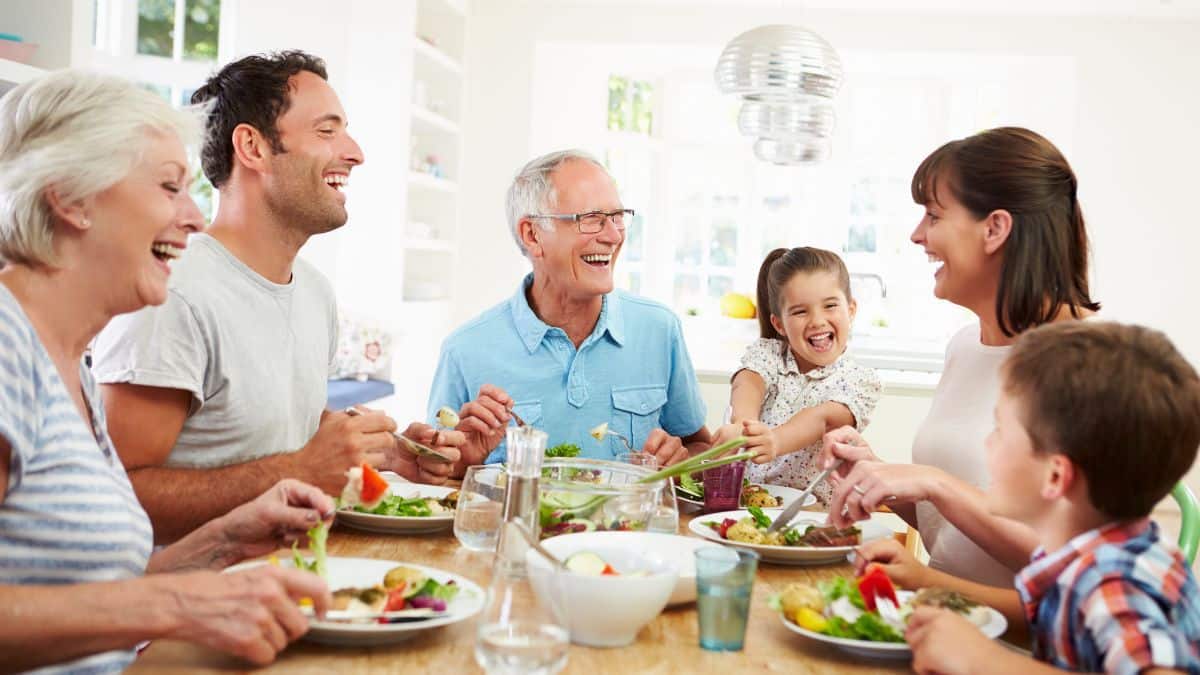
top-left (190, 50), bottom-right (328, 189)
top-left (1003, 321), bottom-right (1200, 519)
top-left (755, 247), bottom-right (852, 340)
top-left (911, 127), bottom-right (1100, 337)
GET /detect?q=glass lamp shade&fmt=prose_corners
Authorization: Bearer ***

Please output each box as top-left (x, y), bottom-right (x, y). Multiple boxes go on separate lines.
top-left (737, 99), bottom-right (836, 141)
top-left (714, 24), bottom-right (843, 101)
top-left (753, 137), bottom-right (831, 165)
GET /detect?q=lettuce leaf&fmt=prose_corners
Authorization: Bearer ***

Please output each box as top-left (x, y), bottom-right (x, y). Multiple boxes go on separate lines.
top-left (291, 521), bottom-right (330, 579)
top-left (819, 576), bottom-right (865, 610)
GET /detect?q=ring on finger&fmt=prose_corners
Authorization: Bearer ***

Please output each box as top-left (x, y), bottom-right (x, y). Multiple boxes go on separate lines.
top-left (852, 484), bottom-right (867, 496)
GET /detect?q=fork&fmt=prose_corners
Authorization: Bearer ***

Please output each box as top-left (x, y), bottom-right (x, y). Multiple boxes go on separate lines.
top-left (598, 428), bottom-right (635, 453)
top-left (507, 406), bottom-right (529, 429)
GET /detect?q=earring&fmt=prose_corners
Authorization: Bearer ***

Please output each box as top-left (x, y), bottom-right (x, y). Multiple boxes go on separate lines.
top-left (81, 217), bottom-right (91, 228)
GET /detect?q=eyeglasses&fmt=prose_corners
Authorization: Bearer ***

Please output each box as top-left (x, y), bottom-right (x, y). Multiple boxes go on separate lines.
top-left (529, 208), bottom-right (634, 234)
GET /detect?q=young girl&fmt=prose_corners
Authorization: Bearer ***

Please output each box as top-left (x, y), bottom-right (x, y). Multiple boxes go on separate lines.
top-left (713, 247), bottom-right (882, 504)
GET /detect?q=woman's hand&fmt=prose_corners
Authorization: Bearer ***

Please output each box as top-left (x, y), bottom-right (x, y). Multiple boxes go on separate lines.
top-left (158, 565), bottom-right (331, 666)
top-left (828, 461), bottom-right (946, 528)
top-left (851, 538), bottom-right (934, 590)
top-left (818, 426), bottom-right (881, 477)
top-left (214, 479), bottom-right (335, 565)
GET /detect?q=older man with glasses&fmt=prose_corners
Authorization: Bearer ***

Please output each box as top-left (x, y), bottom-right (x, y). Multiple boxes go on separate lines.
top-left (429, 149), bottom-right (712, 474)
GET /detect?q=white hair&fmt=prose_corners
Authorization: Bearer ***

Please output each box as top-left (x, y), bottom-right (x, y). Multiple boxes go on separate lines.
top-left (0, 69), bottom-right (201, 267)
top-left (505, 148), bottom-right (609, 257)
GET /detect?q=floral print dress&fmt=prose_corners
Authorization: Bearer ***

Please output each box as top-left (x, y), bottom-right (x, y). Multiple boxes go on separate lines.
top-left (738, 337), bottom-right (882, 505)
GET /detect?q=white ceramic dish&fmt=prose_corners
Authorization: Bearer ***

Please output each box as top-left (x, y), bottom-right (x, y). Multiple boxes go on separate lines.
top-left (779, 590), bottom-right (1008, 659)
top-left (336, 481), bottom-right (456, 534)
top-left (687, 510), bottom-right (894, 565)
top-left (675, 483), bottom-right (817, 510)
top-left (541, 530), bottom-right (721, 605)
top-left (227, 557), bottom-right (483, 647)
top-left (527, 540), bottom-right (678, 647)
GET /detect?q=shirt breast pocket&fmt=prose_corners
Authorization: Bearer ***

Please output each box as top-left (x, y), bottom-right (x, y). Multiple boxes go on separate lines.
top-left (511, 400), bottom-right (543, 428)
top-left (610, 384), bottom-right (668, 449)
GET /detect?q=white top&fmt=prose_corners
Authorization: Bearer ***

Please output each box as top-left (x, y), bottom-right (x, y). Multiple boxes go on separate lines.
top-left (738, 337), bottom-right (882, 503)
top-left (0, 285), bottom-right (153, 675)
top-left (92, 234), bottom-right (338, 468)
top-left (911, 324), bottom-right (1020, 587)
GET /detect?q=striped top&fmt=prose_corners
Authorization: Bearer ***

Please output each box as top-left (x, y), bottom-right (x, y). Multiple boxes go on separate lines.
top-left (1016, 518), bottom-right (1200, 674)
top-left (0, 284), bottom-right (153, 674)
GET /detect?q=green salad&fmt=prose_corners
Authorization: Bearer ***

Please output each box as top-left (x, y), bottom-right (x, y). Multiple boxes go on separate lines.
top-left (352, 493), bottom-right (457, 517)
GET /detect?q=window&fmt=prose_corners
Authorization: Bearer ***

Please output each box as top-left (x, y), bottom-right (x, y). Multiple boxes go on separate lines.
top-left (89, 0), bottom-right (226, 219)
top-left (532, 44), bottom-right (1077, 370)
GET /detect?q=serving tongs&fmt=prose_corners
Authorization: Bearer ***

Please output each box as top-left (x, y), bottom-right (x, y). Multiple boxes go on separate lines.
top-left (344, 407), bottom-right (455, 463)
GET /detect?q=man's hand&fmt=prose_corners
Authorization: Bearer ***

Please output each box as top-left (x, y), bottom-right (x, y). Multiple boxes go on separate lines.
top-left (295, 408), bottom-right (398, 493)
top-left (907, 606), bottom-right (997, 675)
top-left (156, 565), bottom-right (331, 666)
top-left (454, 384), bottom-right (514, 470)
top-left (214, 479), bottom-right (335, 566)
top-left (641, 428), bottom-right (689, 467)
top-left (389, 423), bottom-right (465, 485)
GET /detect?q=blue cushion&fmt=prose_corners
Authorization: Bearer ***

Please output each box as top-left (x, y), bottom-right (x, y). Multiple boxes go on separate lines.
top-left (327, 379), bottom-right (395, 410)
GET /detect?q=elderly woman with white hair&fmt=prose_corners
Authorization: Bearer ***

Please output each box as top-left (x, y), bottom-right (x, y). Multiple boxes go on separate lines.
top-left (428, 149), bottom-right (712, 474)
top-left (0, 70), bottom-right (335, 673)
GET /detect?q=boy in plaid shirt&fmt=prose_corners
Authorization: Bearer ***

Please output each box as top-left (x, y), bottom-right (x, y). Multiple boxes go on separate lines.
top-left (854, 321), bottom-right (1200, 674)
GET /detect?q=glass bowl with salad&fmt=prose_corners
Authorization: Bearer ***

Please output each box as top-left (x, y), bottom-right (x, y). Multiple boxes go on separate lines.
top-left (538, 458), bottom-right (668, 539)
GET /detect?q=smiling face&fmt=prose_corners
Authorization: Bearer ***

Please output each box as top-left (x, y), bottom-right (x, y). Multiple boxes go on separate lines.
top-left (262, 70), bottom-right (363, 236)
top-left (86, 129), bottom-right (204, 311)
top-left (525, 159), bottom-right (625, 300)
top-left (768, 270), bottom-right (856, 372)
top-left (910, 178), bottom-right (999, 310)
top-left (984, 386), bottom-right (1056, 525)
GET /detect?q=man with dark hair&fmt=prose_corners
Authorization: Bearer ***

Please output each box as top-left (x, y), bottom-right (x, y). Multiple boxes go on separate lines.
top-left (92, 51), bottom-right (462, 543)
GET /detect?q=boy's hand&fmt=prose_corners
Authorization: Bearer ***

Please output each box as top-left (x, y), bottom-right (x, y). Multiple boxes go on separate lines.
top-left (851, 538), bottom-right (933, 590)
top-left (907, 606), bottom-right (995, 675)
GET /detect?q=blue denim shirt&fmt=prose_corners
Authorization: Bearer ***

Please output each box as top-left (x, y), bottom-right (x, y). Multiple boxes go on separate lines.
top-left (426, 274), bottom-right (706, 463)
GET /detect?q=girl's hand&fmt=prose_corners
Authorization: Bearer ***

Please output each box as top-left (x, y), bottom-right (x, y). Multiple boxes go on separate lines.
top-left (739, 420), bottom-right (779, 464)
top-left (819, 426), bottom-right (880, 477)
top-left (709, 423), bottom-right (744, 455)
top-left (907, 606), bottom-right (997, 675)
top-left (827, 461), bottom-right (944, 528)
top-left (851, 538), bottom-right (933, 590)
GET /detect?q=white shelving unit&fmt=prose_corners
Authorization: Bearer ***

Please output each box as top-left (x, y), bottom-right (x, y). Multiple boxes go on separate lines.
top-left (0, 57), bottom-right (45, 96)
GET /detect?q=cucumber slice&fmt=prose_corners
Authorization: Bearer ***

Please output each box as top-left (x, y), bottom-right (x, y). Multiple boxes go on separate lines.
top-left (564, 551), bottom-right (609, 576)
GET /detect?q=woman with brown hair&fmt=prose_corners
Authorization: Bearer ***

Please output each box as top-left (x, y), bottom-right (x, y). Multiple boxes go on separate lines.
top-left (820, 127), bottom-right (1099, 587)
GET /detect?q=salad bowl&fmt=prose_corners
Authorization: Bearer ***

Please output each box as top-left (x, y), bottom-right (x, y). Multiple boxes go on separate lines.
top-left (538, 458), bottom-right (668, 539)
top-left (526, 541), bottom-right (678, 647)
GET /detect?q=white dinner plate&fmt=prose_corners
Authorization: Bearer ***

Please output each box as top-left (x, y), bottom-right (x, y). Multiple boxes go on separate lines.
top-left (227, 557), bottom-right (483, 647)
top-left (687, 510), bottom-right (893, 565)
top-left (779, 590), bottom-right (1008, 659)
top-left (541, 530), bottom-right (724, 605)
top-left (336, 480), bottom-right (456, 534)
top-left (675, 483), bottom-right (817, 510)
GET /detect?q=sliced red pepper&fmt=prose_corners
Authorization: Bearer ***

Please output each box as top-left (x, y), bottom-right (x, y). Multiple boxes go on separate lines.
top-left (601, 564), bottom-right (618, 576)
top-left (857, 563), bottom-right (898, 612)
top-left (359, 462), bottom-right (389, 506)
top-left (717, 518), bottom-right (737, 539)
top-left (383, 585), bottom-right (407, 612)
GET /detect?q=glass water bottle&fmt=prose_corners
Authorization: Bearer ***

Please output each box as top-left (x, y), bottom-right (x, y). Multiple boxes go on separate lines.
top-left (474, 425), bottom-right (569, 675)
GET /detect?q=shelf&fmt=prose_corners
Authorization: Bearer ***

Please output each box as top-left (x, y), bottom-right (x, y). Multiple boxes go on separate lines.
top-left (412, 38), bottom-right (462, 76)
top-left (411, 104), bottom-right (460, 135)
top-left (408, 171), bottom-right (458, 193)
top-left (0, 57), bottom-right (44, 85)
top-left (402, 237), bottom-right (457, 253)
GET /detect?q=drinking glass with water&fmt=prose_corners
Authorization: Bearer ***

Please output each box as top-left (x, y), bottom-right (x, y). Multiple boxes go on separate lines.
top-left (454, 464), bottom-right (506, 552)
top-left (694, 547), bottom-right (759, 651)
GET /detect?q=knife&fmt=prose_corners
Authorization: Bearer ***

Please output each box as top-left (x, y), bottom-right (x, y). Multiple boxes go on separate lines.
top-left (765, 459), bottom-right (842, 534)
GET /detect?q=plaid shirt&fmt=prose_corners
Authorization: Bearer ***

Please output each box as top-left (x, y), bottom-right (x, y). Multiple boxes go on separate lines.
top-left (1016, 518), bottom-right (1200, 674)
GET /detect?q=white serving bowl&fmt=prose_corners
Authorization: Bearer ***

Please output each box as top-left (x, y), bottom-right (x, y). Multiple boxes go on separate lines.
top-left (527, 539), bottom-right (678, 647)
top-left (542, 530), bottom-right (720, 605)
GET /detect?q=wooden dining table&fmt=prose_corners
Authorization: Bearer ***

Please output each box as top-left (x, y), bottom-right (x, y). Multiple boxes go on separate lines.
top-left (130, 511), bottom-right (919, 674)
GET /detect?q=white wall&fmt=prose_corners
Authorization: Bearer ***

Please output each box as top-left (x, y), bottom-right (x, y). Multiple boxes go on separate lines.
top-left (456, 1), bottom-right (1200, 494)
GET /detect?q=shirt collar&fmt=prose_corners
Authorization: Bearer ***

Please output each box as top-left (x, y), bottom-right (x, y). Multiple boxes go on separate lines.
top-left (778, 344), bottom-right (845, 380)
top-left (1016, 518), bottom-right (1154, 623)
top-left (509, 273), bottom-right (625, 353)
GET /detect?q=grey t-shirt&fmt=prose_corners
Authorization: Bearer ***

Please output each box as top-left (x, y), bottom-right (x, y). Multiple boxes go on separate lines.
top-left (92, 233), bottom-right (337, 469)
